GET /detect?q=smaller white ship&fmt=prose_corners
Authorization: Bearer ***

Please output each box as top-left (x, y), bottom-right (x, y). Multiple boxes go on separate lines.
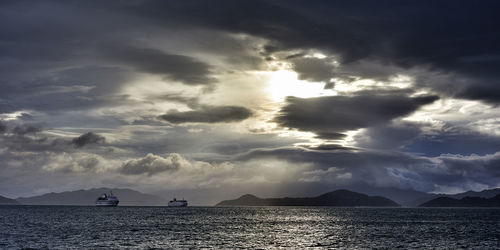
top-left (95, 191), bottom-right (119, 207)
top-left (168, 198), bottom-right (188, 207)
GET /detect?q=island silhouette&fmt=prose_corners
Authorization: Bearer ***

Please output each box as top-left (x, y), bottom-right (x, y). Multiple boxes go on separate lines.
top-left (216, 189), bottom-right (400, 207)
top-left (419, 194), bottom-right (500, 207)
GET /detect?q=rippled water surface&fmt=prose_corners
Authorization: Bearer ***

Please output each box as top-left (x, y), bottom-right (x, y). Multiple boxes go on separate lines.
top-left (0, 206), bottom-right (499, 249)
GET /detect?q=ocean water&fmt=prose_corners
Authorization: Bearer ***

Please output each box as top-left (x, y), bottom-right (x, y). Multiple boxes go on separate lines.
top-left (0, 206), bottom-right (499, 249)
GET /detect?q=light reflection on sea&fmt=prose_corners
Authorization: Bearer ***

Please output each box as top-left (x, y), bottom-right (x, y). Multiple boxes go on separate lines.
top-left (0, 206), bottom-right (499, 249)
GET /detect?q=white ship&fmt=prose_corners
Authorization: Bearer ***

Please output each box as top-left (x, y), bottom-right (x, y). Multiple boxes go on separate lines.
top-left (168, 198), bottom-right (188, 207)
top-left (95, 191), bottom-right (119, 207)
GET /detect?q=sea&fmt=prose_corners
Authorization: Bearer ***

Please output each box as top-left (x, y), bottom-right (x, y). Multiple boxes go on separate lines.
top-left (0, 206), bottom-right (499, 249)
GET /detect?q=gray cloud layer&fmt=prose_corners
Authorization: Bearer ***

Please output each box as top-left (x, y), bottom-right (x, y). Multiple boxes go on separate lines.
top-left (237, 147), bottom-right (500, 193)
top-left (100, 44), bottom-right (216, 85)
top-left (120, 153), bottom-right (184, 176)
top-left (1, 0), bottom-right (499, 104)
top-left (291, 57), bottom-right (336, 84)
top-left (0, 121), bottom-right (6, 134)
top-left (120, 0), bottom-right (500, 103)
top-left (0, 0), bottom-right (499, 200)
top-left (276, 94), bottom-right (438, 138)
top-left (160, 105), bottom-right (252, 124)
top-left (354, 122), bottom-right (424, 150)
top-left (72, 132), bottom-right (106, 148)
top-left (12, 124), bottom-right (42, 136)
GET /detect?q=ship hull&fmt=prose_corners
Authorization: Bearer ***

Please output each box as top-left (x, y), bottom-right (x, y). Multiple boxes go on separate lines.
top-left (95, 200), bottom-right (119, 207)
top-left (168, 201), bottom-right (188, 207)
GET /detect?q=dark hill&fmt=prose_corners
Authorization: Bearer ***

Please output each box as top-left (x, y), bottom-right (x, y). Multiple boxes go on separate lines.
top-left (0, 195), bottom-right (19, 205)
top-left (347, 185), bottom-right (436, 207)
top-left (402, 188), bottom-right (500, 207)
top-left (419, 194), bottom-right (500, 207)
top-left (447, 188), bottom-right (500, 199)
top-left (16, 188), bottom-right (167, 206)
top-left (216, 189), bottom-right (400, 207)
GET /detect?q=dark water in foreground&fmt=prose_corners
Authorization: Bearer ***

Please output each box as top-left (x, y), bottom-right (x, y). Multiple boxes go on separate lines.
top-left (0, 206), bottom-right (499, 249)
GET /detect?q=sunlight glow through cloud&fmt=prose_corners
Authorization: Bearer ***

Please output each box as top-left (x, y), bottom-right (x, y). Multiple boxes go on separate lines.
top-left (260, 70), bottom-right (334, 102)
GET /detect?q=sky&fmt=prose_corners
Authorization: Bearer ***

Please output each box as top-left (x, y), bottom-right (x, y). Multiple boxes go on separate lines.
top-left (1, 0), bottom-right (500, 204)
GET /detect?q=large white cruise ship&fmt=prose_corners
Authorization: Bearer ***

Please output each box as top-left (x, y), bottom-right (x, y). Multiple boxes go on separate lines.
top-left (168, 198), bottom-right (188, 207)
top-left (95, 191), bottom-right (119, 207)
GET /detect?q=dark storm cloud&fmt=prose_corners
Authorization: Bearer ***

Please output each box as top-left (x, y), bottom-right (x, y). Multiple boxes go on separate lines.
top-left (100, 44), bottom-right (216, 85)
top-left (1, 0), bottom-right (498, 109)
top-left (160, 105), bottom-right (252, 124)
top-left (291, 57), bottom-right (336, 83)
top-left (0, 0), bottom-right (499, 104)
top-left (456, 85), bottom-right (500, 104)
top-left (286, 55), bottom-right (412, 89)
top-left (0, 1), bottom-right (220, 117)
top-left (72, 132), bottom-right (105, 148)
top-left (305, 144), bottom-right (353, 151)
top-left (405, 127), bottom-right (500, 157)
top-left (0, 65), bottom-right (137, 114)
top-left (128, 0), bottom-right (500, 103)
top-left (354, 122), bottom-right (424, 150)
top-left (275, 94), bottom-right (438, 138)
top-left (0, 100), bottom-right (19, 114)
top-left (0, 121), bottom-right (6, 134)
top-left (0, 123), bottom-right (71, 153)
top-left (155, 93), bottom-right (200, 109)
top-left (313, 132), bottom-right (346, 140)
top-left (12, 124), bottom-right (42, 136)
top-left (0, 0), bottom-right (499, 200)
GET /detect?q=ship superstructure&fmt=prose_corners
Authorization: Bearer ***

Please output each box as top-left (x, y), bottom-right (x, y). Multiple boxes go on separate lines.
top-left (95, 191), bottom-right (119, 207)
top-left (168, 198), bottom-right (188, 207)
